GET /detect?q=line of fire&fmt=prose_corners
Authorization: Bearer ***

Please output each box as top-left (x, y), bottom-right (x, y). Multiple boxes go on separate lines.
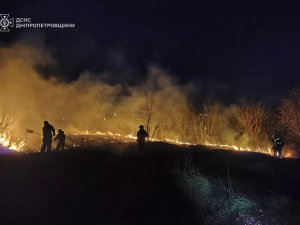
top-left (0, 90), bottom-right (299, 158)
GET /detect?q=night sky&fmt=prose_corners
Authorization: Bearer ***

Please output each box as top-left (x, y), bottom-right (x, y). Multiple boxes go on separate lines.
top-left (1, 0), bottom-right (300, 106)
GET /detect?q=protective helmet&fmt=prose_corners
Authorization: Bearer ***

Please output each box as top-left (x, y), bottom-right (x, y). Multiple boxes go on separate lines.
top-left (44, 121), bottom-right (49, 125)
top-left (58, 129), bottom-right (62, 133)
top-left (139, 125), bottom-right (144, 129)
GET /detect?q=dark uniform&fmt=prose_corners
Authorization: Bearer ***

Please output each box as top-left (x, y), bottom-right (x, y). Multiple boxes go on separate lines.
top-left (273, 136), bottom-right (284, 158)
top-left (41, 121), bottom-right (55, 153)
top-left (137, 125), bottom-right (149, 152)
top-left (54, 129), bottom-right (65, 151)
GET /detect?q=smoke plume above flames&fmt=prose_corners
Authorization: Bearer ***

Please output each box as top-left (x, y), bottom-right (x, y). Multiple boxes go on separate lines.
top-left (2, 34), bottom-right (295, 157)
top-left (0, 35), bottom-right (187, 138)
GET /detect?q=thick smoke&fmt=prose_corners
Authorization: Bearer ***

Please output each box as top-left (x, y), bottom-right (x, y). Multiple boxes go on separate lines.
top-left (0, 35), bottom-right (187, 140)
top-left (1, 35), bottom-right (286, 156)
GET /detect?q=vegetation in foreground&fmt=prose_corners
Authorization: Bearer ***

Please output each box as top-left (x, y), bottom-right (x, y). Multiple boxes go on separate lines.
top-left (174, 150), bottom-right (300, 225)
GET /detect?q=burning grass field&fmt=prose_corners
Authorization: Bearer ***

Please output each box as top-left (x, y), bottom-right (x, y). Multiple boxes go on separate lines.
top-left (0, 142), bottom-right (299, 225)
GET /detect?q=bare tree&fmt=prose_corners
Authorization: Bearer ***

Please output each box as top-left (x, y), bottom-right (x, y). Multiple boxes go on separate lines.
top-left (0, 109), bottom-right (14, 133)
top-left (264, 109), bottom-right (280, 139)
top-left (192, 101), bottom-right (222, 144)
top-left (233, 100), bottom-right (265, 148)
top-left (279, 88), bottom-right (300, 140)
top-left (138, 95), bottom-right (156, 135)
top-left (153, 106), bottom-right (170, 140)
top-left (137, 95), bottom-right (168, 139)
top-left (173, 107), bottom-right (194, 142)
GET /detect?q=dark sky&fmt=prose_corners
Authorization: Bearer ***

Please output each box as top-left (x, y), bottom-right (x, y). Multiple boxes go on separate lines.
top-left (1, 0), bottom-right (300, 106)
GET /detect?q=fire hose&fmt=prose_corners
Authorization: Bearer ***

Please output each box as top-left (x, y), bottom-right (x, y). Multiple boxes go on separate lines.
top-left (26, 129), bottom-right (58, 142)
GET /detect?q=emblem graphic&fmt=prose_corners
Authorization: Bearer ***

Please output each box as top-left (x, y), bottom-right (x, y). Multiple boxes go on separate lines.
top-left (0, 14), bottom-right (14, 32)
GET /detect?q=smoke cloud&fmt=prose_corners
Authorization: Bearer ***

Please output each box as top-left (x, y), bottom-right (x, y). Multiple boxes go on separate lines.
top-left (0, 35), bottom-right (187, 141)
top-left (1, 34), bottom-right (287, 157)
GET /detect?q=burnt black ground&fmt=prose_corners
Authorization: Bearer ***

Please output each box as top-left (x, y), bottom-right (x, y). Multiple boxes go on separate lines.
top-left (0, 143), bottom-right (299, 225)
top-left (0, 147), bottom-right (198, 225)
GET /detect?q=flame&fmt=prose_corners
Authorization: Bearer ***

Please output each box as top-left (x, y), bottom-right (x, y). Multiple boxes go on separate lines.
top-left (0, 133), bottom-right (25, 151)
top-left (0, 126), bottom-right (294, 157)
top-left (0, 128), bottom-right (294, 158)
top-left (125, 134), bottom-right (137, 140)
top-left (74, 130), bottom-right (295, 158)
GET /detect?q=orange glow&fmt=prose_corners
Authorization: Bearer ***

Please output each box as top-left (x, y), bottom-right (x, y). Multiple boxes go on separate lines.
top-left (71, 130), bottom-right (297, 158)
top-left (0, 133), bottom-right (25, 151)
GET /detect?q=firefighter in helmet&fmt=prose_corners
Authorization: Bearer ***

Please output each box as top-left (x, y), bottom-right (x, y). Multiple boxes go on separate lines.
top-left (41, 121), bottom-right (55, 153)
top-left (137, 125), bottom-right (149, 152)
top-left (272, 135), bottom-right (284, 158)
top-left (54, 129), bottom-right (66, 151)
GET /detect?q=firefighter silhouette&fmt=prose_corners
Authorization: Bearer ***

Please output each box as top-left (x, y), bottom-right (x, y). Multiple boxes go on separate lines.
top-left (272, 135), bottom-right (284, 158)
top-left (54, 129), bottom-right (65, 151)
top-left (137, 125), bottom-right (149, 152)
top-left (41, 121), bottom-right (55, 153)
